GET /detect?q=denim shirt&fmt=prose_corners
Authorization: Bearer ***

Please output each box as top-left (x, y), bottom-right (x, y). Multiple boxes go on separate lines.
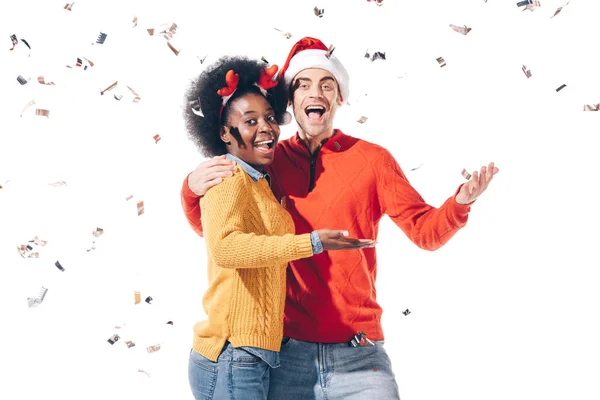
top-left (225, 153), bottom-right (323, 255)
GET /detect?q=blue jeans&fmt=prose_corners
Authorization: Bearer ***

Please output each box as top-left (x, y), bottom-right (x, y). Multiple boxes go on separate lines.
top-left (268, 337), bottom-right (401, 400)
top-left (188, 343), bottom-right (280, 400)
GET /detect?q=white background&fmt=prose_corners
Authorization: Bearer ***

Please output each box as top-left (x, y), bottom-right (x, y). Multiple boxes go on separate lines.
top-left (1, 0), bottom-right (599, 399)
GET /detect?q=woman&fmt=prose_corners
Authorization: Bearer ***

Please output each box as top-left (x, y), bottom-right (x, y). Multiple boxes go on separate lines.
top-left (183, 56), bottom-right (374, 400)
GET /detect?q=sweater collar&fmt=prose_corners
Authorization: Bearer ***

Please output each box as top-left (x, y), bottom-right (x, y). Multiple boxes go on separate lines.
top-left (289, 129), bottom-right (348, 156)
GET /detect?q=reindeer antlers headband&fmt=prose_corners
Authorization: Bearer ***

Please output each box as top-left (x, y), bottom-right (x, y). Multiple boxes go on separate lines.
top-left (191, 64), bottom-right (279, 120)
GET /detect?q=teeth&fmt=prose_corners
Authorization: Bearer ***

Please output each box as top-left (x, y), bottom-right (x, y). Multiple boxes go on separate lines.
top-left (255, 140), bottom-right (273, 145)
top-left (306, 106), bottom-right (325, 111)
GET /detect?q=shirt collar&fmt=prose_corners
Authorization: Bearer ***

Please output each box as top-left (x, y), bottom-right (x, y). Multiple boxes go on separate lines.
top-left (225, 153), bottom-right (270, 185)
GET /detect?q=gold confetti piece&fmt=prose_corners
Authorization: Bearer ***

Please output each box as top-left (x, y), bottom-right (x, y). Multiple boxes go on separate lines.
top-left (146, 344), bottom-right (161, 353)
top-left (556, 84), bottom-right (566, 92)
top-left (132, 16), bottom-right (138, 28)
top-left (436, 57), bottom-right (446, 67)
top-left (551, 0), bottom-right (570, 18)
top-left (137, 201), bottom-right (144, 216)
top-left (125, 340), bottom-right (136, 348)
top-left (92, 227), bottom-right (104, 238)
top-left (134, 291), bottom-right (141, 304)
top-left (325, 44), bottom-right (335, 59)
top-left (583, 104), bottom-right (600, 111)
top-left (28, 287), bottom-right (48, 307)
top-left (127, 86), bottom-right (141, 102)
top-left (38, 76), bottom-right (56, 85)
top-left (357, 116), bottom-right (368, 124)
top-left (100, 81), bottom-right (118, 96)
top-left (449, 24), bottom-right (471, 35)
top-left (64, 2), bottom-right (74, 11)
top-left (35, 109), bottom-right (50, 118)
top-left (313, 6), bottom-right (324, 17)
top-left (522, 65), bottom-right (532, 78)
top-left (461, 168), bottom-right (471, 180)
top-left (153, 134), bottom-right (161, 143)
top-left (166, 40), bottom-right (181, 56)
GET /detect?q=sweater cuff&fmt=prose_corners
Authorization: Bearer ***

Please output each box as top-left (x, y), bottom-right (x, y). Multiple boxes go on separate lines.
top-left (310, 230), bottom-right (323, 255)
top-left (182, 173), bottom-right (202, 200)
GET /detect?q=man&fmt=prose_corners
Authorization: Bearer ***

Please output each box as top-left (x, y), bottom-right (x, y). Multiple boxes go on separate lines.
top-left (181, 37), bottom-right (498, 399)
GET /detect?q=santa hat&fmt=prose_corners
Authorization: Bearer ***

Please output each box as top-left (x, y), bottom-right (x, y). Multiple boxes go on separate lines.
top-left (278, 37), bottom-right (349, 101)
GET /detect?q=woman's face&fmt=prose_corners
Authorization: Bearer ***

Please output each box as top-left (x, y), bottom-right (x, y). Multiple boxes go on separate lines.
top-left (221, 92), bottom-right (280, 172)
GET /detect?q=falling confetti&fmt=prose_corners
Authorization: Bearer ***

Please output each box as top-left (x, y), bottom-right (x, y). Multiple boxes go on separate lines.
top-left (125, 340), bottom-right (136, 348)
top-left (556, 84), bottom-right (567, 92)
top-left (107, 334), bottom-right (120, 345)
top-left (403, 309), bottom-right (411, 316)
top-left (371, 51), bottom-right (386, 62)
top-left (166, 321), bottom-right (173, 325)
top-left (436, 57), bottom-right (446, 68)
top-left (198, 54), bottom-right (208, 64)
top-left (132, 16), bottom-right (138, 27)
top-left (92, 228), bottom-right (104, 238)
top-left (313, 6), bottom-right (324, 17)
top-left (583, 104), bottom-right (600, 111)
top-left (274, 28), bottom-right (292, 39)
top-left (64, 2), bottom-right (74, 11)
top-left (325, 44), bottom-right (335, 59)
top-left (461, 168), bottom-right (471, 180)
top-left (357, 116), bottom-right (368, 124)
top-left (138, 369), bottom-right (150, 377)
top-left (153, 134), bottom-right (161, 143)
top-left (449, 24), bottom-right (472, 35)
top-left (94, 32), bottom-right (107, 45)
top-left (66, 57), bottom-right (94, 70)
top-left (522, 65), bottom-right (532, 78)
top-left (35, 109), bottom-right (50, 118)
top-left (137, 201), bottom-right (144, 216)
top-left (146, 344), bottom-right (161, 353)
top-left (551, 1), bottom-right (570, 18)
top-left (38, 76), bottom-right (56, 85)
top-left (48, 181), bottom-right (67, 186)
top-left (134, 291), bottom-right (141, 304)
top-left (145, 296), bottom-right (153, 304)
top-left (17, 75), bottom-right (30, 85)
top-left (521, 0), bottom-right (541, 11)
top-left (410, 163), bottom-right (423, 172)
top-left (54, 261), bottom-right (65, 272)
top-left (27, 287), bottom-right (48, 308)
top-left (125, 194), bottom-right (133, 201)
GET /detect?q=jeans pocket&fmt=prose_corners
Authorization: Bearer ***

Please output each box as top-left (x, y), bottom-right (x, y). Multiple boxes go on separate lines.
top-left (232, 347), bottom-right (263, 367)
top-left (188, 350), bottom-right (218, 400)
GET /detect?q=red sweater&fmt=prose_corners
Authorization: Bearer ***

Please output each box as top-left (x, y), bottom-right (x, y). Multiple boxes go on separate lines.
top-left (181, 130), bottom-right (473, 343)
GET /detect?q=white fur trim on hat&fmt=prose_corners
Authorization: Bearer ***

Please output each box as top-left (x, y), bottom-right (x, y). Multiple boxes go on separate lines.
top-left (283, 49), bottom-right (349, 101)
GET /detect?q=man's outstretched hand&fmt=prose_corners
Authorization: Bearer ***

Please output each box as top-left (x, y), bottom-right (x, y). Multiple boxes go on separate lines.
top-left (456, 162), bottom-right (499, 205)
top-left (188, 155), bottom-right (237, 196)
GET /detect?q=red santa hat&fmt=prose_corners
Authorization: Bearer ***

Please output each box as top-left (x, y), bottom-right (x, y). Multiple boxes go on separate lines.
top-left (278, 37), bottom-right (349, 101)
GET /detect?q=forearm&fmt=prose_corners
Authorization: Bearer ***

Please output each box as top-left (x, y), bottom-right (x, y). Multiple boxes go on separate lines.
top-left (181, 174), bottom-right (204, 237)
top-left (207, 230), bottom-right (313, 269)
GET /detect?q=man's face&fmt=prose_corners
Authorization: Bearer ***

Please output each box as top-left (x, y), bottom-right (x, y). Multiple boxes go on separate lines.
top-left (291, 68), bottom-right (343, 140)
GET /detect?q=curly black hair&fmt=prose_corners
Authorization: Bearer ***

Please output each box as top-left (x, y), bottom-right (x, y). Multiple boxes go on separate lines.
top-left (183, 56), bottom-right (288, 158)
